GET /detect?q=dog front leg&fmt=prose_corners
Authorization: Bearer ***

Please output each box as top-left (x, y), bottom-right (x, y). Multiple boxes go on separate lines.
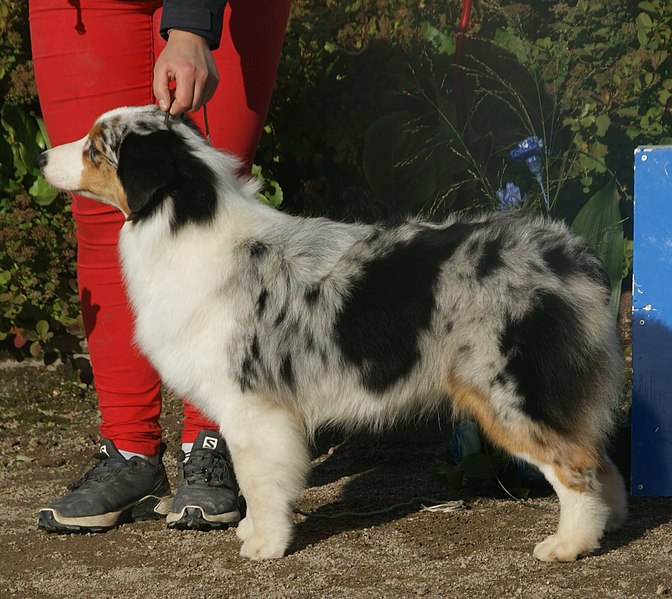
top-left (221, 397), bottom-right (309, 560)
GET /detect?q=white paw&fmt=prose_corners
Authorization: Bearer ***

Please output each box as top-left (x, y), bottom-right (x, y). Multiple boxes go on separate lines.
top-left (533, 534), bottom-right (597, 562)
top-left (239, 530), bottom-right (290, 560)
top-left (236, 516), bottom-right (253, 542)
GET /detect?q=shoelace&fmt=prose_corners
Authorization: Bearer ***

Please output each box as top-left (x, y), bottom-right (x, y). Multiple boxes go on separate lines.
top-left (182, 449), bottom-right (232, 487)
top-left (67, 454), bottom-right (137, 491)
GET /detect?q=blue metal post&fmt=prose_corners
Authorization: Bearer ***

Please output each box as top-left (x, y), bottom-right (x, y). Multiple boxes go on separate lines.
top-left (632, 146), bottom-right (672, 496)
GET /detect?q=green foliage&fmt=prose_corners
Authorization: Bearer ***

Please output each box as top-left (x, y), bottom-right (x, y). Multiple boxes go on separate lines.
top-left (252, 162), bottom-right (284, 208)
top-left (262, 0), bottom-right (458, 218)
top-left (265, 1), bottom-right (661, 283)
top-left (438, 451), bottom-right (532, 500)
top-left (493, 0), bottom-right (672, 193)
top-left (570, 180), bottom-right (624, 317)
top-left (0, 104), bottom-right (58, 207)
top-left (0, 2), bottom-right (81, 361)
top-left (0, 193), bottom-right (82, 359)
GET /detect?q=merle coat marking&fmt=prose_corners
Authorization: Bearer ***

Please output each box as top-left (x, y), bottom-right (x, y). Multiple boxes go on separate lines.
top-left (39, 105), bottom-right (627, 562)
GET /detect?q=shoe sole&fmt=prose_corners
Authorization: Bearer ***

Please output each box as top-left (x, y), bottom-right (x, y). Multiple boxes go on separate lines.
top-left (37, 494), bottom-right (173, 533)
top-left (166, 506), bottom-right (241, 531)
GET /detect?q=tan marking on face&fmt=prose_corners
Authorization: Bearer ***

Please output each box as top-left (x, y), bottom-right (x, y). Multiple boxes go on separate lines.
top-left (446, 376), bottom-right (603, 492)
top-left (78, 124), bottom-right (130, 214)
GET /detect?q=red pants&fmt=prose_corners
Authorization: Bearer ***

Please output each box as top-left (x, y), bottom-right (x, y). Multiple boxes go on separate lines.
top-left (29, 0), bottom-right (290, 455)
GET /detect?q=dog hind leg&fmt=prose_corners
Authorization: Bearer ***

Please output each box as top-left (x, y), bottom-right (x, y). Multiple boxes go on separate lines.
top-left (532, 460), bottom-right (613, 561)
top-left (447, 378), bottom-right (623, 561)
top-left (220, 397), bottom-right (310, 560)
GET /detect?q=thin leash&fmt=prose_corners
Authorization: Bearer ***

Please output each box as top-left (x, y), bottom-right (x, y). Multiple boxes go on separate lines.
top-left (163, 102), bottom-right (211, 146)
top-left (294, 498), bottom-right (465, 520)
top-left (202, 103), bottom-right (211, 145)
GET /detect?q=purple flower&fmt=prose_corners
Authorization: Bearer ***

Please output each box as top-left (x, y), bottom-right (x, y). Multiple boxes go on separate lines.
top-left (510, 136), bottom-right (545, 178)
top-left (496, 182), bottom-right (525, 211)
top-left (509, 136), bottom-right (548, 210)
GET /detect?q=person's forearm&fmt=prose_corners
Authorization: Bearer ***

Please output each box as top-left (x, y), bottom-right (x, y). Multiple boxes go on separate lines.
top-left (160, 0), bottom-right (227, 50)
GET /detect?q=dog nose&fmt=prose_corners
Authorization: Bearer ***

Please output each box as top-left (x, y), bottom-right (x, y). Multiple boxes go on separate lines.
top-left (37, 152), bottom-right (47, 169)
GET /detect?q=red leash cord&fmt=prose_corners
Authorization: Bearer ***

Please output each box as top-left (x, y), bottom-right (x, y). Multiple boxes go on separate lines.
top-left (452, 0), bottom-right (472, 132)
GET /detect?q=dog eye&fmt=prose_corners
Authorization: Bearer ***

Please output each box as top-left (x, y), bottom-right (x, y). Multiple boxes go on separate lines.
top-left (87, 145), bottom-right (99, 163)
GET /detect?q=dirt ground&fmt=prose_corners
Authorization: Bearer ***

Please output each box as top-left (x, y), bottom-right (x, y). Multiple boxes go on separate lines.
top-left (1, 361), bottom-right (671, 599)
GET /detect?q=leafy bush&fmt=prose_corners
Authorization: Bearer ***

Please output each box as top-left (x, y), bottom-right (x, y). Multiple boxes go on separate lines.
top-left (0, 3), bottom-right (82, 361)
top-left (264, 0), bottom-right (672, 317)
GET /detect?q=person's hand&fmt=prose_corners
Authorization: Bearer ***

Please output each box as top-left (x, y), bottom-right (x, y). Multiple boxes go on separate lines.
top-left (153, 29), bottom-right (219, 116)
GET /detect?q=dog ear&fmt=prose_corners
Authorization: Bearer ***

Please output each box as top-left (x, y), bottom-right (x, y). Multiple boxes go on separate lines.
top-left (118, 130), bottom-right (178, 216)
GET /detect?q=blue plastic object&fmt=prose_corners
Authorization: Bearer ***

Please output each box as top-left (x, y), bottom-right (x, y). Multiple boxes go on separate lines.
top-left (632, 146), bottom-right (672, 496)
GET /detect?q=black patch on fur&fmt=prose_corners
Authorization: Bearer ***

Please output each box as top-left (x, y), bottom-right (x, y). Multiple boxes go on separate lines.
top-left (118, 130), bottom-right (217, 231)
top-left (239, 356), bottom-right (256, 393)
top-left (474, 237), bottom-right (505, 280)
top-left (543, 242), bottom-right (611, 301)
top-left (251, 334), bottom-right (261, 361)
top-left (280, 354), bottom-right (295, 390)
top-left (579, 246), bottom-right (612, 298)
top-left (492, 372), bottom-right (508, 388)
top-left (274, 307), bottom-right (287, 326)
top-left (499, 290), bottom-right (599, 433)
top-left (542, 244), bottom-right (574, 278)
top-left (239, 335), bottom-right (262, 393)
top-left (134, 121), bottom-right (158, 134)
top-left (256, 289), bottom-right (268, 316)
top-left (305, 285), bottom-right (320, 306)
top-left (335, 222), bottom-right (481, 392)
top-left (249, 242), bottom-right (268, 259)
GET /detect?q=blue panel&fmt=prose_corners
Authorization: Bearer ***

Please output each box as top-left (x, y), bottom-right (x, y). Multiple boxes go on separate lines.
top-left (632, 146), bottom-right (672, 496)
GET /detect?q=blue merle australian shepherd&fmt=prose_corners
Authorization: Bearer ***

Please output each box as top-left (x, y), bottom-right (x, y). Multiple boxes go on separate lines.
top-left (39, 105), bottom-right (627, 562)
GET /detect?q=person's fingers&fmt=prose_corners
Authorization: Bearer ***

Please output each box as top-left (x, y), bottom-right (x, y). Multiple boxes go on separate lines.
top-left (154, 30), bottom-right (219, 115)
top-left (170, 66), bottom-right (196, 115)
top-left (153, 64), bottom-right (173, 112)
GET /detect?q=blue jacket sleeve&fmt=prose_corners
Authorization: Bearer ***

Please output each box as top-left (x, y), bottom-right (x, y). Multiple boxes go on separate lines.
top-left (160, 0), bottom-right (227, 50)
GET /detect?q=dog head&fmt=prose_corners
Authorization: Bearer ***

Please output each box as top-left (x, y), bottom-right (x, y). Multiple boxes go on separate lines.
top-left (38, 105), bottom-right (222, 226)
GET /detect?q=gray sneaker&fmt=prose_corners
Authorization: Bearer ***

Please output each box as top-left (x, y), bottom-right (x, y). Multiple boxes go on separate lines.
top-left (38, 439), bottom-right (172, 533)
top-left (166, 430), bottom-right (241, 530)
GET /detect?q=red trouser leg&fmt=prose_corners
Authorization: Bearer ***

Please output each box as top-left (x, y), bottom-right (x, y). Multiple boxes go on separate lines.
top-left (29, 0), bottom-right (290, 453)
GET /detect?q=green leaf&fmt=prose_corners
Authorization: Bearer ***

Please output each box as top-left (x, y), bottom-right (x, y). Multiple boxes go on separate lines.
top-left (636, 12), bottom-right (654, 29)
top-left (494, 28), bottom-right (533, 64)
top-left (35, 116), bottom-right (52, 150)
top-left (419, 22), bottom-right (456, 56)
top-left (15, 455), bottom-right (34, 463)
top-left (28, 175), bottom-right (59, 206)
top-left (36, 320), bottom-right (50, 339)
top-left (570, 179), bottom-right (624, 318)
top-left (1, 105), bottom-right (44, 182)
top-left (595, 114), bottom-right (611, 136)
top-left (251, 164), bottom-right (283, 208)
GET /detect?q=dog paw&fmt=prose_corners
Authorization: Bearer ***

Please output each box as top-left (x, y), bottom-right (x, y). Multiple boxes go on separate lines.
top-left (239, 530), bottom-right (289, 560)
top-left (236, 516), bottom-right (253, 541)
top-left (533, 534), bottom-right (596, 562)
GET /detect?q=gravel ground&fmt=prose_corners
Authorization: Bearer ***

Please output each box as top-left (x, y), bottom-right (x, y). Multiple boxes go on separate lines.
top-left (1, 361), bottom-right (671, 599)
